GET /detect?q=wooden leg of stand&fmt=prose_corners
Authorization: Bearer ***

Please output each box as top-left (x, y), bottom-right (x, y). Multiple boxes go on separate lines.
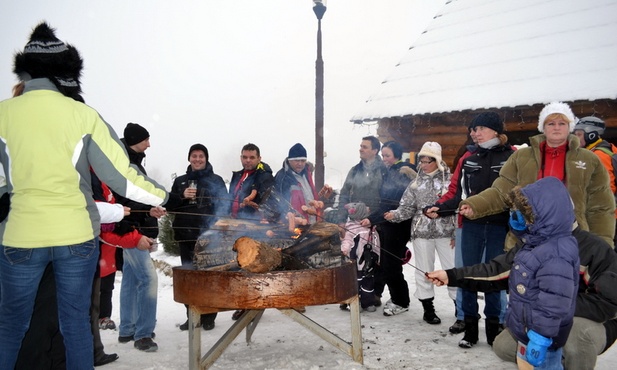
top-left (349, 295), bottom-right (364, 364)
top-left (188, 307), bottom-right (201, 370)
top-left (245, 310), bottom-right (264, 343)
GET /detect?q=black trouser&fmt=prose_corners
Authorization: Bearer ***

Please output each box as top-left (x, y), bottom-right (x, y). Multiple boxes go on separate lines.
top-left (99, 272), bottom-right (116, 319)
top-left (90, 270), bottom-right (106, 363)
top-left (374, 220), bottom-right (411, 308)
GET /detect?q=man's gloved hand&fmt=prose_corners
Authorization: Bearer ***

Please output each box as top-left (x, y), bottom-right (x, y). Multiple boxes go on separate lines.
top-left (526, 330), bottom-right (552, 367)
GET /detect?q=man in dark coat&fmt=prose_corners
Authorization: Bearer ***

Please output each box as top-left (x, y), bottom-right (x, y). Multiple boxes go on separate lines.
top-left (228, 143), bottom-right (275, 221)
top-left (113, 122), bottom-right (166, 352)
top-left (274, 143), bottom-right (319, 223)
top-left (170, 143), bottom-right (227, 331)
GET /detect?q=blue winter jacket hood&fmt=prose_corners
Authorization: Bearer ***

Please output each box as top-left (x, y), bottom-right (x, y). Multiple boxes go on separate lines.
top-left (506, 176), bottom-right (580, 349)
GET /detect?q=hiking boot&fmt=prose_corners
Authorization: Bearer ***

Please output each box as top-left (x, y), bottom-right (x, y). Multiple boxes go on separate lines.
top-left (134, 337), bottom-right (158, 352)
top-left (119, 332), bottom-right (154, 343)
top-left (98, 317), bottom-right (116, 330)
top-left (458, 316), bottom-right (479, 348)
top-left (423, 310), bottom-right (441, 324)
top-left (179, 320), bottom-right (189, 331)
top-left (202, 321), bottom-right (215, 330)
top-left (94, 353), bottom-right (119, 367)
top-left (118, 334), bottom-right (134, 343)
top-left (383, 299), bottom-right (409, 316)
top-left (420, 298), bottom-right (441, 324)
top-left (373, 295), bottom-right (382, 307)
top-left (449, 319), bottom-right (466, 334)
top-left (232, 310), bottom-right (245, 320)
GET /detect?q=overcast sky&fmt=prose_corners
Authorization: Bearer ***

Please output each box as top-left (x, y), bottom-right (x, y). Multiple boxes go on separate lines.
top-left (0, 0), bottom-right (443, 189)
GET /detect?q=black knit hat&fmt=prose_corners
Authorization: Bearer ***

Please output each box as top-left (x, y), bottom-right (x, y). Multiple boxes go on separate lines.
top-left (288, 143), bottom-right (308, 160)
top-left (188, 143), bottom-right (209, 161)
top-left (13, 22), bottom-right (84, 100)
top-left (471, 112), bottom-right (503, 134)
top-left (124, 123), bottom-right (150, 146)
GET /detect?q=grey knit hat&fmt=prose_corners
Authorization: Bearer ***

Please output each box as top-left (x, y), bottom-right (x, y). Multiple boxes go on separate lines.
top-left (345, 202), bottom-right (370, 221)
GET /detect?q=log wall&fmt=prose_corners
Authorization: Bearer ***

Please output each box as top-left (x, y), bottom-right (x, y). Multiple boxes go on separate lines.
top-left (376, 98), bottom-right (617, 170)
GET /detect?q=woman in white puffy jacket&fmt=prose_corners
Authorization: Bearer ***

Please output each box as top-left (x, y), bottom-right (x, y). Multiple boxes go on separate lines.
top-left (385, 142), bottom-right (456, 325)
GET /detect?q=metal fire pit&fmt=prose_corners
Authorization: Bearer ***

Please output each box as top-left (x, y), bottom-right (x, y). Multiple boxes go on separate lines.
top-left (173, 261), bottom-right (362, 369)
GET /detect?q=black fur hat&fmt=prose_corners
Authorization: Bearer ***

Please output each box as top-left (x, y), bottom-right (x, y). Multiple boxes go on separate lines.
top-left (13, 22), bottom-right (84, 100)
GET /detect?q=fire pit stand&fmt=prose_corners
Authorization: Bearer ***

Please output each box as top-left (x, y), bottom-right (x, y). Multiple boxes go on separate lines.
top-left (173, 262), bottom-right (363, 369)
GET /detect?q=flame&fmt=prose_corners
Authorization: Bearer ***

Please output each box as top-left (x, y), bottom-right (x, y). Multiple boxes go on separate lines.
top-left (291, 228), bottom-right (302, 239)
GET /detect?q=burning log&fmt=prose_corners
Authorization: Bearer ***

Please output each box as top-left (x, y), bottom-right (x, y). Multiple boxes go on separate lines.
top-left (233, 236), bottom-right (282, 273)
top-left (282, 222), bottom-right (339, 258)
top-left (232, 222), bottom-right (340, 273)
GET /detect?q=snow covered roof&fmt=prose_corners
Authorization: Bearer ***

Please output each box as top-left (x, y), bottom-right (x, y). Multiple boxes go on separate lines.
top-left (351, 0), bottom-right (617, 122)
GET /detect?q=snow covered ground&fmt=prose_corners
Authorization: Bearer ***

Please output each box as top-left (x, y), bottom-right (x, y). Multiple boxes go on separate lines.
top-left (98, 248), bottom-right (617, 369)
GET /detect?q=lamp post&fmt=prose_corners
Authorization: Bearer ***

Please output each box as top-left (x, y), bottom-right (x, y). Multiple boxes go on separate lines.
top-left (313, 0), bottom-right (326, 190)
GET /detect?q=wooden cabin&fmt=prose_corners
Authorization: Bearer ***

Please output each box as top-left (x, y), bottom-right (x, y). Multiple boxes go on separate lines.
top-left (375, 99), bottom-right (617, 168)
top-left (351, 0), bottom-right (617, 169)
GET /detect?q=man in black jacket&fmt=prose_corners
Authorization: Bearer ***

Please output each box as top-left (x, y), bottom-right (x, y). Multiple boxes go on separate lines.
top-left (114, 123), bottom-right (166, 353)
top-left (228, 143), bottom-right (275, 221)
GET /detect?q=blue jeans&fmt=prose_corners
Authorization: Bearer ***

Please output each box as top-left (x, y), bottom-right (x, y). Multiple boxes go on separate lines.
top-left (0, 241), bottom-right (99, 370)
top-left (461, 222), bottom-right (507, 319)
top-left (119, 247), bottom-right (158, 340)
top-left (456, 226), bottom-right (508, 322)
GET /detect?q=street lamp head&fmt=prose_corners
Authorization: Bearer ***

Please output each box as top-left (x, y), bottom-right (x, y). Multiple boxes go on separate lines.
top-left (313, 0), bottom-right (327, 20)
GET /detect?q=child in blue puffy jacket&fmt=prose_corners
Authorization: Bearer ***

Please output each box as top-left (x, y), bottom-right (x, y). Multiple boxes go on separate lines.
top-left (428, 176), bottom-right (579, 369)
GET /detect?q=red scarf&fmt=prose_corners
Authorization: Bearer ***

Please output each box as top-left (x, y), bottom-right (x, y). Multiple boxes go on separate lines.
top-left (231, 169), bottom-right (256, 217)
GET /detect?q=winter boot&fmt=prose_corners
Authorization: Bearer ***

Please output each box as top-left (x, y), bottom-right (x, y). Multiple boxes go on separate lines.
top-left (485, 316), bottom-right (502, 346)
top-left (420, 298), bottom-right (441, 325)
top-left (449, 299), bottom-right (465, 333)
top-left (458, 316), bottom-right (479, 348)
top-left (449, 319), bottom-right (466, 334)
